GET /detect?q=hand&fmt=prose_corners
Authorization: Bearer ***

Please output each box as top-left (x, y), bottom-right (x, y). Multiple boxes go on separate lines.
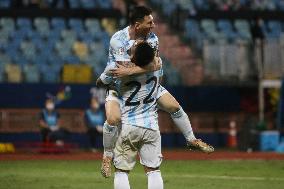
top-left (110, 63), bottom-right (132, 78)
top-left (151, 57), bottom-right (162, 71)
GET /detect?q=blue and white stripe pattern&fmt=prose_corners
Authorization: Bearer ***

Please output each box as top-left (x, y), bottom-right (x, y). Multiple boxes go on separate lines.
top-left (99, 26), bottom-right (163, 84)
top-left (100, 26), bottom-right (162, 130)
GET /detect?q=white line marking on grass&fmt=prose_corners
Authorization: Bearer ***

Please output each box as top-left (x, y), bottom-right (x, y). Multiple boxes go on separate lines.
top-left (132, 173), bottom-right (284, 181)
top-left (166, 174), bottom-right (284, 181)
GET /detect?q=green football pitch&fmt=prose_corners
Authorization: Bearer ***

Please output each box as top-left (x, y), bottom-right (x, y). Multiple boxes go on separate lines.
top-left (0, 160), bottom-right (283, 189)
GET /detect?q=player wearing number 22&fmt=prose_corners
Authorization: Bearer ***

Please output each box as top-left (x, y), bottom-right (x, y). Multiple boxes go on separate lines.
top-left (100, 40), bottom-right (164, 189)
top-left (97, 6), bottom-right (214, 184)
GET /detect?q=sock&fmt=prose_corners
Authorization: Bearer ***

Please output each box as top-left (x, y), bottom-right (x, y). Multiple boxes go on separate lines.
top-left (170, 106), bottom-right (196, 142)
top-left (147, 170), bottom-right (163, 189)
top-left (103, 121), bottom-right (118, 157)
top-left (114, 172), bottom-right (130, 189)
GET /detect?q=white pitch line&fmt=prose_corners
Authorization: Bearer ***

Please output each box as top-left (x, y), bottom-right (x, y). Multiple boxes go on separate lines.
top-left (166, 174), bottom-right (284, 181)
top-left (132, 173), bottom-right (284, 181)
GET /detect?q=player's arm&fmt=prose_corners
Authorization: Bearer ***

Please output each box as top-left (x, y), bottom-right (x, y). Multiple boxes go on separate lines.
top-left (110, 56), bottom-right (161, 77)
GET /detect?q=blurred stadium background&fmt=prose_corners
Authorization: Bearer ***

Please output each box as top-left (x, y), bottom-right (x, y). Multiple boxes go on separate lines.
top-left (0, 0), bottom-right (284, 188)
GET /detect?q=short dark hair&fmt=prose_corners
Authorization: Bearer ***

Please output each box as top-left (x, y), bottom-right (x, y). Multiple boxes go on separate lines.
top-left (133, 41), bottom-right (155, 67)
top-left (129, 6), bottom-right (152, 25)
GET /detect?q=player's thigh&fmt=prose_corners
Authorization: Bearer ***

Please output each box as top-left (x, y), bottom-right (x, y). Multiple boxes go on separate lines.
top-left (139, 130), bottom-right (162, 170)
top-left (113, 126), bottom-right (140, 171)
top-left (157, 91), bottom-right (180, 113)
top-left (105, 91), bottom-right (121, 125)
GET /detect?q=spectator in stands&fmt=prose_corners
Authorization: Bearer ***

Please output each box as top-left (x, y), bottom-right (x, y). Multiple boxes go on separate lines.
top-left (84, 97), bottom-right (104, 152)
top-left (39, 98), bottom-right (66, 145)
top-left (250, 17), bottom-right (264, 44)
top-left (250, 17), bottom-right (265, 63)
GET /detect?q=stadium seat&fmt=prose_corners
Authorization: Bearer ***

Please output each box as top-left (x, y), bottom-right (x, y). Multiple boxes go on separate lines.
top-left (5, 63), bottom-right (23, 83)
top-left (12, 53), bottom-right (29, 66)
top-left (40, 63), bottom-right (61, 83)
top-left (34, 17), bottom-right (50, 37)
top-left (85, 18), bottom-right (101, 33)
top-left (17, 18), bottom-right (32, 29)
top-left (0, 30), bottom-right (9, 49)
top-left (68, 18), bottom-right (84, 33)
top-left (69, 0), bottom-right (80, 8)
top-left (55, 41), bottom-right (72, 58)
top-left (234, 20), bottom-right (252, 40)
top-left (80, 0), bottom-right (96, 9)
top-left (185, 19), bottom-right (200, 39)
top-left (62, 64), bottom-right (93, 83)
top-left (266, 20), bottom-right (282, 38)
top-left (0, 53), bottom-right (11, 70)
top-left (0, 17), bottom-right (15, 32)
top-left (97, 0), bottom-right (112, 9)
top-left (201, 19), bottom-right (219, 40)
top-left (78, 31), bottom-right (94, 45)
top-left (73, 41), bottom-right (89, 60)
top-left (20, 41), bottom-right (37, 61)
top-left (61, 29), bottom-right (77, 47)
top-left (23, 63), bottom-right (40, 83)
top-left (51, 18), bottom-right (66, 31)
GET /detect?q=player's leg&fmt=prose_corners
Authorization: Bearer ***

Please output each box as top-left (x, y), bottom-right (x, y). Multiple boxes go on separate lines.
top-left (140, 129), bottom-right (163, 189)
top-left (144, 167), bottom-right (163, 189)
top-left (114, 169), bottom-right (130, 189)
top-left (101, 90), bottom-right (122, 178)
top-left (157, 86), bottom-right (214, 153)
top-left (103, 99), bottom-right (121, 156)
top-left (113, 125), bottom-right (139, 188)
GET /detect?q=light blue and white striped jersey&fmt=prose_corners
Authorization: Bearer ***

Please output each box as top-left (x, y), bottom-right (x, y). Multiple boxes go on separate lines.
top-left (118, 71), bottom-right (161, 131)
top-left (99, 26), bottom-right (162, 84)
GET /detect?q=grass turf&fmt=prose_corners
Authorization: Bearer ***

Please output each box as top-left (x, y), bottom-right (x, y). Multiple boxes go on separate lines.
top-left (0, 160), bottom-right (284, 189)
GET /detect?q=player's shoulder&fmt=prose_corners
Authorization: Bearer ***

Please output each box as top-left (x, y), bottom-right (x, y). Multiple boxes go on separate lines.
top-left (147, 32), bottom-right (159, 42)
top-left (110, 27), bottom-right (128, 47)
top-left (147, 32), bottom-right (159, 49)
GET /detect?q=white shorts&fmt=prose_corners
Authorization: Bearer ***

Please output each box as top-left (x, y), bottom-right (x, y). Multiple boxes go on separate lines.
top-left (113, 125), bottom-right (163, 171)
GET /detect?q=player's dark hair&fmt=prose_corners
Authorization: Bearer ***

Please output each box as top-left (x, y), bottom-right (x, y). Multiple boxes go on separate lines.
top-left (129, 6), bottom-right (152, 25)
top-left (133, 41), bottom-right (155, 67)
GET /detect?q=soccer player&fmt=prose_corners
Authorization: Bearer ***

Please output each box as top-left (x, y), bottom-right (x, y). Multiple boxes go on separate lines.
top-left (100, 40), bottom-right (164, 189)
top-left (97, 6), bottom-right (214, 178)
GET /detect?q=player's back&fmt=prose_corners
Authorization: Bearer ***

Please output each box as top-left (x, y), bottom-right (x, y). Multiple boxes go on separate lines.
top-left (118, 70), bottom-right (160, 131)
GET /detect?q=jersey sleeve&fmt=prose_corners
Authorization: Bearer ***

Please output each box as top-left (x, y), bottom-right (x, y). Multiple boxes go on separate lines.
top-left (110, 36), bottom-right (130, 62)
top-left (99, 61), bottom-right (116, 84)
top-left (147, 33), bottom-right (163, 77)
top-left (158, 57), bottom-right (163, 77)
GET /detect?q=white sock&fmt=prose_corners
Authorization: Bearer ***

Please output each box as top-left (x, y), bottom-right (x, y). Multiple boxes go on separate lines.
top-left (103, 122), bottom-right (118, 157)
top-left (114, 172), bottom-right (130, 189)
top-left (170, 107), bottom-right (196, 142)
top-left (147, 170), bottom-right (163, 189)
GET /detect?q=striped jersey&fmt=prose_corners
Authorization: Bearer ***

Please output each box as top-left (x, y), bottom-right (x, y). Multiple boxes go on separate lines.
top-left (99, 26), bottom-right (162, 84)
top-left (118, 71), bottom-right (161, 131)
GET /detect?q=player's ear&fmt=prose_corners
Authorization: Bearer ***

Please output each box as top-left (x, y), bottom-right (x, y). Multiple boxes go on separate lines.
top-left (134, 22), bottom-right (140, 30)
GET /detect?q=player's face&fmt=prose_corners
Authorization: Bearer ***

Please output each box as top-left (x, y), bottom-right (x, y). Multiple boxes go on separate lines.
top-left (135, 15), bottom-right (155, 37)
